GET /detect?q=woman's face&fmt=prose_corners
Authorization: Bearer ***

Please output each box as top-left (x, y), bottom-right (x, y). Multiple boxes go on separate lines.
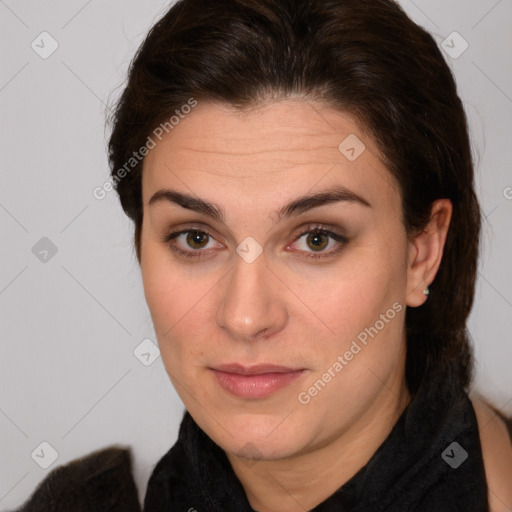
top-left (140, 99), bottom-right (417, 460)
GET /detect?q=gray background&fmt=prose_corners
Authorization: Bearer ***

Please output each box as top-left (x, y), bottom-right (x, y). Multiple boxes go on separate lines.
top-left (0, 0), bottom-right (511, 508)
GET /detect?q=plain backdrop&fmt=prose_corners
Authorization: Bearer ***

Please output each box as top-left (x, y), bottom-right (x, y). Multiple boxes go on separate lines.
top-left (1, 0), bottom-right (511, 508)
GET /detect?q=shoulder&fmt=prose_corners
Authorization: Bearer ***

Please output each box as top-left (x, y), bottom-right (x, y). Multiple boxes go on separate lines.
top-left (470, 394), bottom-right (512, 512)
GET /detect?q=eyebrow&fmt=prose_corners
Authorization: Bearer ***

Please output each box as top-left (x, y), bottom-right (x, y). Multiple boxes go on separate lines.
top-left (148, 184), bottom-right (371, 223)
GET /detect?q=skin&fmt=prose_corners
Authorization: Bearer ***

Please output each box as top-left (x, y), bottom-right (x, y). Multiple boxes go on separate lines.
top-left (139, 98), bottom-right (455, 511)
top-left (471, 396), bottom-right (512, 511)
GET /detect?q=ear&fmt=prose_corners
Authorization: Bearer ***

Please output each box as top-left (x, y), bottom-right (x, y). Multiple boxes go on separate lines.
top-left (406, 198), bottom-right (452, 307)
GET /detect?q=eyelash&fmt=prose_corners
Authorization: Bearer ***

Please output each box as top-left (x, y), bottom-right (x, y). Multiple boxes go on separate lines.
top-left (162, 223), bottom-right (348, 261)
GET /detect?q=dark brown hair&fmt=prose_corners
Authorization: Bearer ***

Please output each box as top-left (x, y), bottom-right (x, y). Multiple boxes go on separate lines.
top-left (107, 0), bottom-right (481, 394)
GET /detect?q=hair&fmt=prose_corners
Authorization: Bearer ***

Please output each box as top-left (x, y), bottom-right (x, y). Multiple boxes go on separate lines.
top-left (107, 0), bottom-right (481, 395)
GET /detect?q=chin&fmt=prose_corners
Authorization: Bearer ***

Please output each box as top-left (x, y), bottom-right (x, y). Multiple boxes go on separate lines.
top-left (225, 431), bottom-right (308, 461)
top-left (191, 405), bottom-right (313, 460)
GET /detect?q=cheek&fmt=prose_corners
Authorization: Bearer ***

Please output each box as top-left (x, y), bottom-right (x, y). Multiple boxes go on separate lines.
top-left (307, 240), bottom-right (406, 336)
top-left (296, 270), bottom-right (406, 420)
top-left (298, 243), bottom-right (407, 389)
top-left (140, 240), bottom-right (217, 367)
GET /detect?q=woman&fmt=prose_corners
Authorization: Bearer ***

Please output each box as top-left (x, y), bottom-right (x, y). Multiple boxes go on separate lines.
top-left (105, 0), bottom-right (512, 510)
top-left (15, 0), bottom-right (510, 511)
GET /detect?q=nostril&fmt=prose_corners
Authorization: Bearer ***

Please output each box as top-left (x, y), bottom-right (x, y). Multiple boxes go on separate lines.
top-left (254, 327), bottom-right (270, 340)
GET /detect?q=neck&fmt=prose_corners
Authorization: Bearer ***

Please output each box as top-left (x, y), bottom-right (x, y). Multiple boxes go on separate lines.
top-left (226, 367), bottom-right (411, 512)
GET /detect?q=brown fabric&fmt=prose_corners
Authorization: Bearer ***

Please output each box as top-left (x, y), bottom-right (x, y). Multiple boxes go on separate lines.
top-left (13, 446), bottom-right (141, 512)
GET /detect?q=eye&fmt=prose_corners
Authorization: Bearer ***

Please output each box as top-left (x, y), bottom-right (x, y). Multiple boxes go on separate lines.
top-left (163, 228), bottom-right (222, 259)
top-left (290, 224), bottom-right (348, 260)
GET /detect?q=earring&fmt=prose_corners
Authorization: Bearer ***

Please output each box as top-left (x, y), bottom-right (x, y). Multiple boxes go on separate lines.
top-left (423, 286), bottom-right (430, 296)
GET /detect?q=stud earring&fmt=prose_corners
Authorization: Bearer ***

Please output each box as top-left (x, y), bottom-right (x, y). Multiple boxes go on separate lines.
top-left (423, 286), bottom-right (430, 296)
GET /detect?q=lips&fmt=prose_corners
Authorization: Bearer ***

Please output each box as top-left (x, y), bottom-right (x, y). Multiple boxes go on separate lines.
top-left (214, 363), bottom-right (302, 375)
top-left (211, 363), bottom-right (305, 399)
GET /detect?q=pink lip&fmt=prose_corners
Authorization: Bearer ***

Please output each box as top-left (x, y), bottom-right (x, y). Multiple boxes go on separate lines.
top-left (211, 364), bottom-right (305, 399)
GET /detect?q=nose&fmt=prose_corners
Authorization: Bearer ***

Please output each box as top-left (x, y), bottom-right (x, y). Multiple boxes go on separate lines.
top-left (214, 252), bottom-right (288, 342)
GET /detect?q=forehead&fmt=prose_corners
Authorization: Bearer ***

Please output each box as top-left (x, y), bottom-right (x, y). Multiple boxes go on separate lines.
top-left (141, 99), bottom-right (399, 214)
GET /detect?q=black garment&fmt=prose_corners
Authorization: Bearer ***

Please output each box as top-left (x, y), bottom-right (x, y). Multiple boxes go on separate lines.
top-left (143, 360), bottom-right (489, 511)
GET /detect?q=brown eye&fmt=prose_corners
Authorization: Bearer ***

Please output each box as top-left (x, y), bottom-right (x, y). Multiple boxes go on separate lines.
top-left (291, 224), bottom-right (348, 260)
top-left (163, 227), bottom-right (222, 260)
top-left (306, 231), bottom-right (329, 252)
top-left (185, 230), bottom-right (210, 249)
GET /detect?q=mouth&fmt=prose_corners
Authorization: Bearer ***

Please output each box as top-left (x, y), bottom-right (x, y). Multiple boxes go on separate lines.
top-left (210, 363), bottom-right (306, 399)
